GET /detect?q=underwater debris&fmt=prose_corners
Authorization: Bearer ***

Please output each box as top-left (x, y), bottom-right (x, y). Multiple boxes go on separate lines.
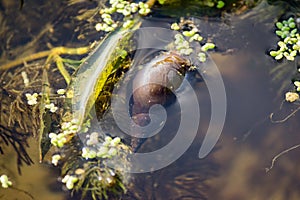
top-left (285, 91), bottom-right (299, 102)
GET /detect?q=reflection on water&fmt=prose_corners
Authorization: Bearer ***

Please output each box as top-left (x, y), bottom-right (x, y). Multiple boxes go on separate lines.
top-left (1, 0), bottom-right (300, 199)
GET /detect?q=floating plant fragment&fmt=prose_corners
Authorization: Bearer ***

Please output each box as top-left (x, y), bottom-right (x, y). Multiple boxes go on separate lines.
top-left (0, 175), bottom-right (12, 189)
top-left (285, 91), bottom-right (299, 102)
top-left (25, 93), bottom-right (39, 105)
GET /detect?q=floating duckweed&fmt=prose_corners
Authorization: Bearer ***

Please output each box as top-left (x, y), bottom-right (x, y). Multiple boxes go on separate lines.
top-left (122, 5), bottom-right (132, 16)
top-left (51, 154), bottom-right (61, 166)
top-left (95, 23), bottom-right (103, 32)
top-left (71, 118), bottom-right (79, 125)
top-left (276, 22), bottom-right (283, 29)
top-left (25, 92), bottom-right (38, 105)
top-left (103, 17), bottom-right (114, 25)
top-left (82, 147), bottom-right (97, 159)
top-left (108, 148), bottom-right (118, 156)
top-left (201, 42), bottom-right (216, 52)
top-left (270, 17), bottom-right (300, 61)
top-left (171, 23), bottom-right (180, 31)
top-left (171, 20), bottom-right (216, 62)
top-left (294, 81), bottom-right (300, 91)
top-left (0, 175), bottom-right (12, 188)
top-left (122, 19), bottom-right (134, 28)
top-left (57, 89), bottom-right (66, 95)
top-left (130, 3), bottom-right (139, 13)
top-left (97, 0), bottom-right (151, 33)
top-left (49, 119), bottom-right (81, 147)
top-left (101, 13), bottom-right (111, 19)
top-left (49, 133), bottom-right (67, 148)
top-left (189, 33), bottom-right (203, 42)
top-left (110, 137), bottom-right (121, 146)
top-left (183, 30), bottom-right (196, 37)
top-left (45, 103), bottom-right (58, 113)
top-left (275, 53), bottom-right (283, 60)
top-left (62, 175), bottom-right (79, 190)
top-left (216, 1), bottom-right (225, 9)
top-left (97, 146), bottom-right (109, 157)
top-left (138, 2), bottom-right (151, 15)
top-left (198, 52), bottom-right (207, 62)
top-left (180, 48), bottom-right (193, 55)
top-left (82, 136), bottom-right (123, 159)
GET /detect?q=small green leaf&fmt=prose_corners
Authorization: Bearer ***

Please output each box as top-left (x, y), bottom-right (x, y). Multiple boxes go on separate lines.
top-left (293, 44), bottom-right (300, 50)
top-left (183, 30), bottom-right (196, 37)
top-left (278, 41), bottom-right (286, 48)
top-left (284, 37), bottom-right (291, 44)
top-left (275, 30), bottom-right (283, 36)
top-left (270, 51), bottom-right (279, 57)
top-left (198, 52), bottom-right (206, 62)
top-left (216, 1), bottom-right (225, 9)
top-left (289, 22), bottom-right (296, 28)
top-left (201, 43), bottom-right (215, 51)
top-left (158, 0), bottom-right (166, 4)
top-left (290, 38), bottom-right (298, 43)
top-left (290, 50), bottom-right (297, 57)
top-left (282, 26), bottom-right (290, 31)
top-left (275, 53), bottom-right (283, 60)
top-left (291, 28), bottom-right (298, 34)
top-left (288, 17), bottom-right (294, 23)
top-left (276, 22), bottom-right (283, 29)
top-left (171, 23), bottom-right (180, 31)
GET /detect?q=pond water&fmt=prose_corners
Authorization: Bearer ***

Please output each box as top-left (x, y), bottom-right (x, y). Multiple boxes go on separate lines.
top-left (1, 0), bottom-right (300, 200)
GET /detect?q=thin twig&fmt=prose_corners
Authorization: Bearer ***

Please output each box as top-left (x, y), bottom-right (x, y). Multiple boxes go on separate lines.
top-left (265, 144), bottom-right (300, 172)
top-left (270, 105), bottom-right (300, 123)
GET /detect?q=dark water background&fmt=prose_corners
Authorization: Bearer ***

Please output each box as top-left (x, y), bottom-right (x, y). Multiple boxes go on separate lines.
top-left (1, 0), bottom-right (300, 199)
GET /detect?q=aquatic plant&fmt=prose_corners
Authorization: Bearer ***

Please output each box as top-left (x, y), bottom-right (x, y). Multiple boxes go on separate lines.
top-left (55, 131), bottom-right (131, 199)
top-left (170, 19), bottom-right (216, 62)
top-left (269, 17), bottom-right (300, 61)
top-left (268, 17), bottom-right (300, 102)
top-left (95, 0), bottom-right (152, 33)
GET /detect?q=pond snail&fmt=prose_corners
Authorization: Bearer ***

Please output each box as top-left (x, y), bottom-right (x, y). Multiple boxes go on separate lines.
top-left (130, 51), bottom-right (191, 149)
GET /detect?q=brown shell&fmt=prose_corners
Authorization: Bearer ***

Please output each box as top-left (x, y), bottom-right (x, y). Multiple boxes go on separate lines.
top-left (132, 52), bottom-right (190, 115)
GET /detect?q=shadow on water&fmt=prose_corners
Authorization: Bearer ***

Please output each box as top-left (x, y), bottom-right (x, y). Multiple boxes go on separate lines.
top-left (1, 0), bottom-right (300, 199)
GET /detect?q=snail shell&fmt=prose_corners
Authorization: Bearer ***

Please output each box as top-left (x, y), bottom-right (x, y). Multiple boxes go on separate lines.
top-left (132, 51), bottom-right (190, 115)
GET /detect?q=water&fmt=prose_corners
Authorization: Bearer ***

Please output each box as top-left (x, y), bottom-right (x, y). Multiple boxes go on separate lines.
top-left (1, 0), bottom-right (300, 199)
